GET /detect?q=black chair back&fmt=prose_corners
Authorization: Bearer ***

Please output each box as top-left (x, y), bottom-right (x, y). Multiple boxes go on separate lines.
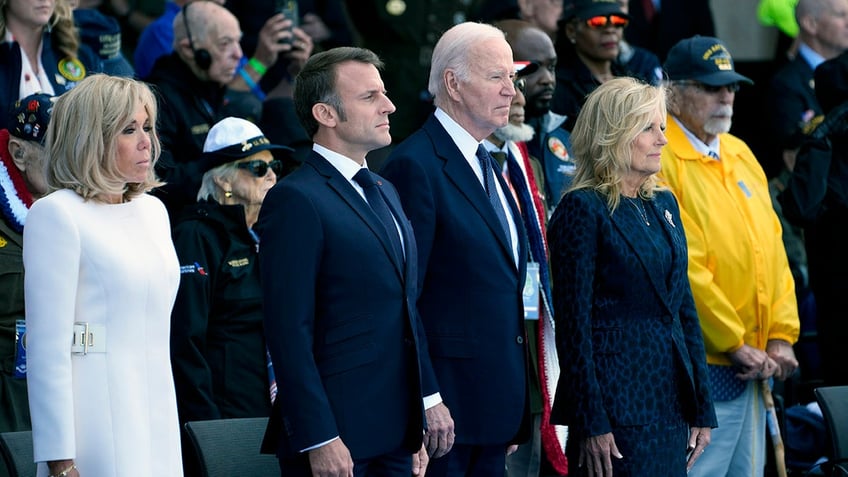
top-left (815, 386), bottom-right (848, 476)
top-left (0, 431), bottom-right (35, 477)
top-left (184, 417), bottom-right (278, 477)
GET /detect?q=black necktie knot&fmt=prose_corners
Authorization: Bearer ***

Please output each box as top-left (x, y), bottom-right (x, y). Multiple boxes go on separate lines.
top-left (353, 168), bottom-right (377, 188)
top-left (352, 168), bottom-right (403, 264)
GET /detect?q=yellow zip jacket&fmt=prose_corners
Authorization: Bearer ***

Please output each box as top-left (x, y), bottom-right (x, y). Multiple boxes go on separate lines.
top-left (659, 117), bottom-right (800, 366)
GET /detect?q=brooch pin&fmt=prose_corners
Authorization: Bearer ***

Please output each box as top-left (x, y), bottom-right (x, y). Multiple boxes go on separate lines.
top-left (664, 210), bottom-right (675, 228)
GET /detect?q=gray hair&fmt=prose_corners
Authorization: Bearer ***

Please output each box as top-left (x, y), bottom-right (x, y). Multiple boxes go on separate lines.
top-left (429, 22), bottom-right (507, 107)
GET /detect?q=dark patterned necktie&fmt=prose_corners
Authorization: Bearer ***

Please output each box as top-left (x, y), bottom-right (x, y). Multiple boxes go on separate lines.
top-left (353, 168), bottom-right (404, 264)
top-left (476, 145), bottom-right (511, 244)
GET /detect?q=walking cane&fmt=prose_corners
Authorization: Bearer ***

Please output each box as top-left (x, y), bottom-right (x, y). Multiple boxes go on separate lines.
top-left (762, 379), bottom-right (788, 477)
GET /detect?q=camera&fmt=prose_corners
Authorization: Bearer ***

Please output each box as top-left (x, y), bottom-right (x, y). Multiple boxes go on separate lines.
top-left (275, 0), bottom-right (299, 46)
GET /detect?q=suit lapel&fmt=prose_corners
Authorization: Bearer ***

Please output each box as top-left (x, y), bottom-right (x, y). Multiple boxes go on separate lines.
top-left (651, 196), bottom-right (687, 302)
top-left (610, 201), bottom-right (675, 317)
top-left (308, 153), bottom-right (404, 280)
top-left (384, 192), bottom-right (416, 286)
top-left (424, 117), bottom-right (516, 267)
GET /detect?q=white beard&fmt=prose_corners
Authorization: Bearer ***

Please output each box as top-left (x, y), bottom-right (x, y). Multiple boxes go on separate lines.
top-left (493, 122), bottom-right (536, 143)
top-left (704, 105), bottom-right (733, 136)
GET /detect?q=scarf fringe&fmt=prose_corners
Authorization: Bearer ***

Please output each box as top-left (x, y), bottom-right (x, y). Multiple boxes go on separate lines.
top-left (513, 141), bottom-right (568, 475)
top-left (0, 130), bottom-right (34, 233)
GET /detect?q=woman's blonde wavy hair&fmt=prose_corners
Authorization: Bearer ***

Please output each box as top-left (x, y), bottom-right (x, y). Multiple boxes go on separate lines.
top-left (44, 74), bottom-right (163, 203)
top-left (566, 76), bottom-right (667, 212)
top-left (1, 0), bottom-right (80, 60)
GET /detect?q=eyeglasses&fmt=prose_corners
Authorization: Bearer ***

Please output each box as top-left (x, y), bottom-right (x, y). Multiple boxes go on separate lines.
top-left (236, 159), bottom-right (283, 177)
top-left (514, 78), bottom-right (526, 94)
top-left (585, 14), bottom-right (629, 29)
top-left (677, 81), bottom-right (741, 94)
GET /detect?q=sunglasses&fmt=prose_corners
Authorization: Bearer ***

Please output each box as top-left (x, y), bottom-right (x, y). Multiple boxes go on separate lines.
top-left (677, 81), bottom-right (741, 94)
top-left (514, 78), bottom-right (526, 94)
top-left (585, 14), bottom-right (629, 29)
top-left (236, 159), bottom-right (283, 177)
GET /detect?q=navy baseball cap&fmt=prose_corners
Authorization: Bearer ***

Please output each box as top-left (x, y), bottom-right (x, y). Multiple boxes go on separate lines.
top-left (74, 9), bottom-right (136, 78)
top-left (664, 36), bottom-right (753, 87)
top-left (10, 93), bottom-right (55, 144)
top-left (563, 0), bottom-right (627, 21)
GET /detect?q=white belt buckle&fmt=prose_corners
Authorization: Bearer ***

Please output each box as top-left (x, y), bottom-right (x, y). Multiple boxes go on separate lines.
top-left (72, 322), bottom-right (106, 354)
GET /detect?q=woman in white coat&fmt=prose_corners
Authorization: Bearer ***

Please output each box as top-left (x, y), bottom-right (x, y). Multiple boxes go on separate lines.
top-left (23, 74), bottom-right (182, 477)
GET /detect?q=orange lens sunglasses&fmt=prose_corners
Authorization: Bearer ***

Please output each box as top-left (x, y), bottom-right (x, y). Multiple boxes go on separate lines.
top-left (585, 14), bottom-right (629, 29)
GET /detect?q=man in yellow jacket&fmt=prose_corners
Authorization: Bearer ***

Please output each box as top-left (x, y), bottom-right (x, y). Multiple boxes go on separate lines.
top-left (658, 36), bottom-right (800, 477)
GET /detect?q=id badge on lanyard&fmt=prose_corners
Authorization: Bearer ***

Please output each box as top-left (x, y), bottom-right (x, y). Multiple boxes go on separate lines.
top-left (523, 262), bottom-right (540, 320)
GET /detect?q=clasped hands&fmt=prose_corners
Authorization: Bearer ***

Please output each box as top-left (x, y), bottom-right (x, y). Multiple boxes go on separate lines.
top-left (729, 340), bottom-right (798, 382)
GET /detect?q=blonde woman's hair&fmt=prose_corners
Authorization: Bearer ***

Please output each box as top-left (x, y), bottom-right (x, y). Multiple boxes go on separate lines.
top-left (45, 74), bottom-right (163, 202)
top-left (1, 0), bottom-right (80, 60)
top-left (567, 77), bottom-right (667, 212)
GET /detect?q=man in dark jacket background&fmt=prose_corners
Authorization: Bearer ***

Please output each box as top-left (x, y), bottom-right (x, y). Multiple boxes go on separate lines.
top-left (780, 50), bottom-right (848, 388)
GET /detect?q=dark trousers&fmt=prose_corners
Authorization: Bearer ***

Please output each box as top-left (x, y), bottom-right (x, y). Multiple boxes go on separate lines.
top-left (279, 446), bottom-right (412, 477)
top-left (426, 443), bottom-right (507, 477)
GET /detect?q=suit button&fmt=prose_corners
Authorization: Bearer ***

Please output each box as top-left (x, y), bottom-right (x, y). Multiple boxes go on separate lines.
top-left (516, 336), bottom-right (524, 345)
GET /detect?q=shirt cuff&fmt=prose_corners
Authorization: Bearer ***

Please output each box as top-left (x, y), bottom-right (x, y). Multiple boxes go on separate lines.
top-left (300, 436), bottom-right (339, 453)
top-left (423, 392), bottom-right (442, 410)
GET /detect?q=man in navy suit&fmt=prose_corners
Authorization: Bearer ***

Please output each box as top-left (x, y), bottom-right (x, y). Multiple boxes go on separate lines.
top-left (257, 47), bottom-right (435, 477)
top-left (768, 0), bottom-right (848, 175)
top-left (381, 22), bottom-right (531, 476)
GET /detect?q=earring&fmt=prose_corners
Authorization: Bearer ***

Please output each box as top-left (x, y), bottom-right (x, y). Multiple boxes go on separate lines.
top-left (224, 190), bottom-right (233, 198)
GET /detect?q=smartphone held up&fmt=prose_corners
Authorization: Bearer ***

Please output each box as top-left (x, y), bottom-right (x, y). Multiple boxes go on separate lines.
top-left (276, 0), bottom-right (299, 46)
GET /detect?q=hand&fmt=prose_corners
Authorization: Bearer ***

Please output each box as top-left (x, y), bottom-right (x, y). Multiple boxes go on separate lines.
top-left (284, 27), bottom-right (314, 77)
top-left (307, 439), bottom-right (353, 477)
top-left (47, 460), bottom-right (78, 477)
top-left (728, 344), bottom-right (771, 381)
top-left (252, 13), bottom-right (294, 69)
top-left (766, 339), bottom-right (799, 381)
top-left (686, 427), bottom-right (711, 471)
top-left (423, 402), bottom-right (455, 459)
top-left (506, 444), bottom-right (519, 456)
top-left (579, 433), bottom-right (623, 477)
top-left (300, 13), bottom-right (331, 44)
top-left (412, 443), bottom-right (429, 476)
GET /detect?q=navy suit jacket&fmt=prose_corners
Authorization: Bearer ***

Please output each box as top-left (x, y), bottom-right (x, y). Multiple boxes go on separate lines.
top-left (769, 54), bottom-right (822, 150)
top-left (547, 189), bottom-right (716, 437)
top-left (257, 151), bottom-right (436, 460)
top-left (380, 114), bottom-right (531, 446)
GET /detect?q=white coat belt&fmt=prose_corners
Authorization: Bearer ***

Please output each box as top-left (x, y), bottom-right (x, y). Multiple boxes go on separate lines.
top-left (71, 322), bottom-right (106, 354)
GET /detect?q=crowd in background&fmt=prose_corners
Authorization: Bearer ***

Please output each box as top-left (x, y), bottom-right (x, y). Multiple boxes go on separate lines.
top-left (1, 0), bottom-right (847, 476)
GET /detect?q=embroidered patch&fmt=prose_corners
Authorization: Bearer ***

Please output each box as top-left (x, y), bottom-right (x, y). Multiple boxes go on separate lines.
top-left (58, 58), bottom-right (86, 82)
top-left (191, 124), bottom-right (210, 135)
top-left (180, 262), bottom-right (207, 275)
top-left (547, 136), bottom-right (569, 161)
top-left (0, 236), bottom-right (6, 247)
top-left (228, 258), bottom-right (249, 267)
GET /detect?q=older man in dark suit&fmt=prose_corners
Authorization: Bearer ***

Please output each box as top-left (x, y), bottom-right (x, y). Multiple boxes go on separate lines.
top-left (768, 0), bottom-right (848, 175)
top-left (380, 21), bottom-right (531, 477)
top-left (257, 47), bottom-right (434, 477)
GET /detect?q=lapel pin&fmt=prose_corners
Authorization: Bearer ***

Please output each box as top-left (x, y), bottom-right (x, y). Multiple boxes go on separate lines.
top-left (664, 210), bottom-right (675, 227)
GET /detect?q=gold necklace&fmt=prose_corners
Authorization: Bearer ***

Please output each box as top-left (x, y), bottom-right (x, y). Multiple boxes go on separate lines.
top-left (626, 197), bottom-right (650, 226)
